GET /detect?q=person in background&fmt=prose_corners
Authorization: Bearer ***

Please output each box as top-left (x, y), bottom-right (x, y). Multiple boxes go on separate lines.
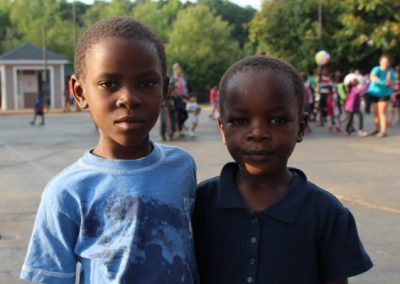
top-left (344, 74), bottom-right (369, 137)
top-left (186, 95), bottom-right (201, 138)
top-left (367, 55), bottom-right (396, 137)
top-left (388, 66), bottom-right (400, 127)
top-left (317, 66), bottom-right (332, 127)
top-left (30, 91), bottom-right (45, 126)
top-left (208, 85), bottom-right (219, 120)
top-left (302, 72), bottom-right (312, 133)
top-left (160, 82), bottom-right (175, 141)
top-left (171, 62), bottom-right (189, 136)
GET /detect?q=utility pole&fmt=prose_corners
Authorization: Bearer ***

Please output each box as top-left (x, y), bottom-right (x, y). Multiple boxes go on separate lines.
top-left (73, 0), bottom-right (77, 49)
top-left (42, 25), bottom-right (49, 111)
top-left (318, 0), bottom-right (323, 49)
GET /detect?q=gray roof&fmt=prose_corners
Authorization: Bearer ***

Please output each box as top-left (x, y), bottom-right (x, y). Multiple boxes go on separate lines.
top-left (0, 42), bottom-right (68, 61)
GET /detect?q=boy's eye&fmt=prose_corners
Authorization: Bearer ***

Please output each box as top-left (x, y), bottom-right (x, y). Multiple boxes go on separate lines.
top-left (270, 117), bottom-right (289, 126)
top-left (138, 80), bottom-right (158, 89)
top-left (228, 118), bottom-right (248, 126)
top-left (99, 80), bottom-right (118, 90)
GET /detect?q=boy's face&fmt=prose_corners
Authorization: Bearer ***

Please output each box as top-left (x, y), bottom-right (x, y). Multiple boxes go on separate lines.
top-left (218, 70), bottom-right (305, 176)
top-left (72, 37), bottom-right (167, 159)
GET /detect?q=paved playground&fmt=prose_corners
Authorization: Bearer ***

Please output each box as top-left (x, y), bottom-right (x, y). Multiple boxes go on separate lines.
top-left (0, 109), bottom-right (399, 283)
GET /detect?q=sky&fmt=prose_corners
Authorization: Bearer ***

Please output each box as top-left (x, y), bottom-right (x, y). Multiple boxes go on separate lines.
top-left (76, 0), bottom-right (261, 10)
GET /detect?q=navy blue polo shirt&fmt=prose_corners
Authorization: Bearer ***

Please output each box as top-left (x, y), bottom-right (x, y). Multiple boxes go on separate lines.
top-left (193, 163), bottom-right (372, 284)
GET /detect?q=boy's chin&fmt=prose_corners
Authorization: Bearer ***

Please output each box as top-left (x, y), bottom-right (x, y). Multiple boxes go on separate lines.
top-left (243, 163), bottom-right (269, 176)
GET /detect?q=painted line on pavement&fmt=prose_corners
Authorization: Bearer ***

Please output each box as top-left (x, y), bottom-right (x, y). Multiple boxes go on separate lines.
top-left (0, 138), bottom-right (52, 178)
top-left (336, 194), bottom-right (400, 215)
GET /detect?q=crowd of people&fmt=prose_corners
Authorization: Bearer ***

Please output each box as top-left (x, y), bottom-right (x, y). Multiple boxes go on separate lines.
top-left (159, 54), bottom-right (399, 143)
top-left (303, 55), bottom-right (399, 138)
top-left (159, 63), bottom-right (202, 141)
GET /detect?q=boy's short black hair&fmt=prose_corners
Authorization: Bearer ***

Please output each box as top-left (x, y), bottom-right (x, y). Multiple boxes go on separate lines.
top-left (74, 16), bottom-right (166, 79)
top-left (218, 56), bottom-right (304, 117)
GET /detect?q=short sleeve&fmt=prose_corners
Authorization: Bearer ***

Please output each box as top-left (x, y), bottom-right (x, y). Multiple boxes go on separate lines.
top-left (20, 187), bottom-right (80, 284)
top-left (371, 66), bottom-right (380, 76)
top-left (318, 207), bottom-right (373, 282)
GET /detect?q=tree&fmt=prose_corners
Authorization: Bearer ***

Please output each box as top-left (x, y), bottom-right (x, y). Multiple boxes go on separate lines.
top-left (2, 0), bottom-right (76, 60)
top-left (198, 0), bottom-right (256, 49)
top-left (0, 3), bottom-right (11, 54)
top-left (132, 0), bottom-right (182, 43)
top-left (248, 0), bottom-right (400, 72)
top-left (82, 0), bottom-right (133, 27)
top-left (166, 4), bottom-right (241, 99)
top-left (249, 0), bottom-right (326, 71)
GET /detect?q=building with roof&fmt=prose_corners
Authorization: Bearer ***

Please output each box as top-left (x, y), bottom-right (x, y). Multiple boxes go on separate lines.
top-left (0, 43), bottom-right (69, 111)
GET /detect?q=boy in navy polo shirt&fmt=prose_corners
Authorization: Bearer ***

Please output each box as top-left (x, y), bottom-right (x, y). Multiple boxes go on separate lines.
top-left (192, 56), bottom-right (372, 284)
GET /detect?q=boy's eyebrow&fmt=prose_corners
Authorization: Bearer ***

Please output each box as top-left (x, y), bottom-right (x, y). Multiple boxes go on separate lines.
top-left (228, 104), bottom-right (289, 113)
top-left (95, 70), bottom-right (162, 79)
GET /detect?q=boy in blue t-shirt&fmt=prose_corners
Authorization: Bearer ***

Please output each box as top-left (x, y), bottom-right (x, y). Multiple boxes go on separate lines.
top-left (21, 17), bottom-right (198, 283)
top-left (192, 56), bottom-right (372, 284)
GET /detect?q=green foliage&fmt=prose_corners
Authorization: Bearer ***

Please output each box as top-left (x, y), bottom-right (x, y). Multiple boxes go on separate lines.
top-left (198, 0), bottom-right (256, 47)
top-left (0, 0), bottom-right (398, 83)
top-left (132, 0), bottom-right (181, 42)
top-left (82, 0), bottom-right (132, 27)
top-left (1, 0), bottom-right (76, 60)
top-left (166, 4), bottom-right (241, 96)
top-left (249, 0), bottom-right (400, 72)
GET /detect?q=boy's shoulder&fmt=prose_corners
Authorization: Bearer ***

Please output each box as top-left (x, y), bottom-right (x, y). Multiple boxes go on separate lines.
top-left (196, 162), bottom-right (346, 216)
top-left (156, 143), bottom-right (195, 163)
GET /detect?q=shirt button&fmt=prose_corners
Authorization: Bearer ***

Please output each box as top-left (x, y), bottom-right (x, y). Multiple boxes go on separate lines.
top-left (250, 237), bottom-right (257, 244)
top-left (247, 276), bottom-right (253, 283)
top-left (251, 218), bottom-right (258, 224)
top-left (249, 258), bottom-right (256, 265)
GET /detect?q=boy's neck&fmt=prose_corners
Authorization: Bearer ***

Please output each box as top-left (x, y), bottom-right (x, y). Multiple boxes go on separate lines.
top-left (92, 141), bottom-right (154, 160)
top-left (235, 167), bottom-right (293, 212)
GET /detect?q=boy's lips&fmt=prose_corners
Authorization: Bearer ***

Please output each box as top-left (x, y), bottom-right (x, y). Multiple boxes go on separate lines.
top-left (243, 150), bottom-right (272, 161)
top-left (114, 116), bottom-right (145, 130)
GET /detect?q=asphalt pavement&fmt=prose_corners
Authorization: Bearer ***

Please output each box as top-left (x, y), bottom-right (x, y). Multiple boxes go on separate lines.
top-left (0, 108), bottom-right (399, 283)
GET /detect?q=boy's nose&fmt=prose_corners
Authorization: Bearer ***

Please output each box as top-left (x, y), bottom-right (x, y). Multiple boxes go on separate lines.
top-left (117, 88), bottom-right (141, 109)
top-left (246, 121), bottom-right (270, 141)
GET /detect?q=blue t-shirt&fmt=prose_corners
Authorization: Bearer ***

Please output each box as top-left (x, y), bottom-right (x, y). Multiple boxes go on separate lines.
top-left (21, 143), bottom-right (198, 284)
top-left (193, 163), bottom-right (373, 284)
top-left (368, 66), bottom-right (396, 97)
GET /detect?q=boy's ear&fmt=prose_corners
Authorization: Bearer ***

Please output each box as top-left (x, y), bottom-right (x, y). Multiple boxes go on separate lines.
top-left (71, 74), bottom-right (89, 109)
top-left (163, 76), bottom-right (170, 100)
top-left (297, 112), bottom-right (309, 142)
top-left (217, 118), bottom-right (226, 144)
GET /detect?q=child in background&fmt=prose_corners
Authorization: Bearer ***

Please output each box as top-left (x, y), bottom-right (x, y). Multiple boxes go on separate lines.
top-left (302, 72), bottom-right (312, 133)
top-left (186, 95), bottom-right (201, 138)
top-left (344, 74), bottom-right (369, 136)
top-left (317, 66), bottom-right (331, 126)
top-left (193, 56), bottom-right (372, 284)
top-left (326, 84), bottom-right (343, 133)
top-left (30, 91), bottom-right (45, 126)
top-left (388, 66), bottom-right (400, 127)
top-left (21, 16), bottom-right (198, 284)
top-left (160, 82), bottom-right (175, 141)
top-left (208, 85), bottom-right (219, 119)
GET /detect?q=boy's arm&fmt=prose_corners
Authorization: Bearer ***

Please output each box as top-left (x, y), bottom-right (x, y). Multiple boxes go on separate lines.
top-left (318, 206), bottom-right (372, 282)
top-left (21, 187), bottom-right (79, 284)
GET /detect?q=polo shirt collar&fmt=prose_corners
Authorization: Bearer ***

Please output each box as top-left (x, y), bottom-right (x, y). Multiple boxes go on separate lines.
top-left (217, 162), bottom-right (308, 224)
